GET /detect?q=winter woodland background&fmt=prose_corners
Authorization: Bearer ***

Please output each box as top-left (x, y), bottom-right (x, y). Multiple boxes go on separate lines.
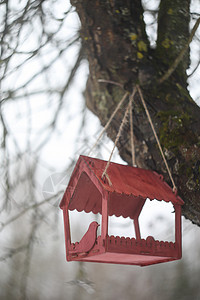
top-left (0, 0), bottom-right (200, 299)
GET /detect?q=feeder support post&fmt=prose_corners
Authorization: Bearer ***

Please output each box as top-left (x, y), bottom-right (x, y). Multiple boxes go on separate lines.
top-left (63, 207), bottom-right (71, 257)
top-left (175, 204), bottom-right (182, 258)
top-left (101, 192), bottom-right (109, 246)
top-left (134, 217), bottom-right (141, 240)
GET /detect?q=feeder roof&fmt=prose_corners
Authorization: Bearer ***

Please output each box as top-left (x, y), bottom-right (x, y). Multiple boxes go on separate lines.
top-left (60, 156), bottom-right (184, 218)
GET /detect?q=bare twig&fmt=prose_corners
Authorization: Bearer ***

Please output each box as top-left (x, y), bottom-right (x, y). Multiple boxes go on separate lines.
top-left (0, 244), bottom-right (28, 262)
top-left (20, 212), bottom-right (38, 299)
top-left (159, 17), bottom-right (200, 84)
top-left (188, 59), bottom-right (200, 77)
top-left (98, 79), bottom-right (124, 88)
top-left (50, 45), bottom-right (84, 128)
top-left (0, 192), bottom-right (63, 232)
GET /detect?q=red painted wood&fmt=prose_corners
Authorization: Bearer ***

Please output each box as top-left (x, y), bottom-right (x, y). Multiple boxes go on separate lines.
top-left (101, 193), bottom-right (108, 243)
top-left (60, 156), bottom-right (184, 212)
top-left (79, 253), bottom-right (177, 266)
top-left (175, 204), bottom-right (182, 258)
top-left (69, 221), bottom-right (99, 254)
top-left (134, 218), bottom-right (141, 240)
top-left (60, 155), bottom-right (184, 266)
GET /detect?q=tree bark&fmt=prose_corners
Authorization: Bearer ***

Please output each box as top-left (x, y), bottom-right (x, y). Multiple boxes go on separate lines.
top-left (72, 0), bottom-right (200, 226)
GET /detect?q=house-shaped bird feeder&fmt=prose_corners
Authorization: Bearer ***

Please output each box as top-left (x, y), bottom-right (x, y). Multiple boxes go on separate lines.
top-left (60, 155), bottom-right (184, 266)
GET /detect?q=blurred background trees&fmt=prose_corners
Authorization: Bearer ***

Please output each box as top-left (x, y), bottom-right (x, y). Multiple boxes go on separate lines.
top-left (0, 0), bottom-right (200, 299)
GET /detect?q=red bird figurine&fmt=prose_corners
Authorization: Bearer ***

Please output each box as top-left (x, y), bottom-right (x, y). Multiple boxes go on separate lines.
top-left (71, 221), bottom-right (99, 254)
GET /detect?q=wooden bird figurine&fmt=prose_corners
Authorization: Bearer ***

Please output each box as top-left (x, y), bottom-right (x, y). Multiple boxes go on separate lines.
top-left (71, 221), bottom-right (99, 254)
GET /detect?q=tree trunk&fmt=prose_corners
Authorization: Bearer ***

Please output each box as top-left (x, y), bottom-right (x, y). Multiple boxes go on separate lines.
top-left (72, 0), bottom-right (200, 226)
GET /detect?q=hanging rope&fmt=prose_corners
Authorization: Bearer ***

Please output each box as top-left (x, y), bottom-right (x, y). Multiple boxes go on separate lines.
top-left (87, 91), bottom-right (129, 156)
top-left (136, 85), bottom-right (177, 192)
top-left (87, 79), bottom-right (176, 191)
top-left (129, 91), bottom-right (136, 167)
top-left (102, 87), bottom-right (137, 180)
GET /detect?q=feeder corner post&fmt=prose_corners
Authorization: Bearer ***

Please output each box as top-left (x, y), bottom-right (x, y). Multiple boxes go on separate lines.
top-left (174, 204), bottom-right (182, 259)
top-left (62, 206), bottom-right (71, 259)
top-left (134, 217), bottom-right (141, 240)
top-left (101, 191), bottom-right (109, 248)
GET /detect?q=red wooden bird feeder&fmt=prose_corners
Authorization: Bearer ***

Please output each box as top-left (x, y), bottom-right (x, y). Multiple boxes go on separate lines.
top-left (60, 155), bottom-right (184, 266)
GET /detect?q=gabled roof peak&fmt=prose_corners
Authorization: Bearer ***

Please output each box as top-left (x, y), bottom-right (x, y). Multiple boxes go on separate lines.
top-left (60, 155), bottom-right (184, 217)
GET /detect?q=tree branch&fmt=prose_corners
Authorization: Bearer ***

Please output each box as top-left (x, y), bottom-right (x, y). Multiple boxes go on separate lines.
top-left (74, 0), bottom-right (200, 226)
top-left (159, 17), bottom-right (200, 84)
top-left (0, 192), bottom-right (63, 232)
